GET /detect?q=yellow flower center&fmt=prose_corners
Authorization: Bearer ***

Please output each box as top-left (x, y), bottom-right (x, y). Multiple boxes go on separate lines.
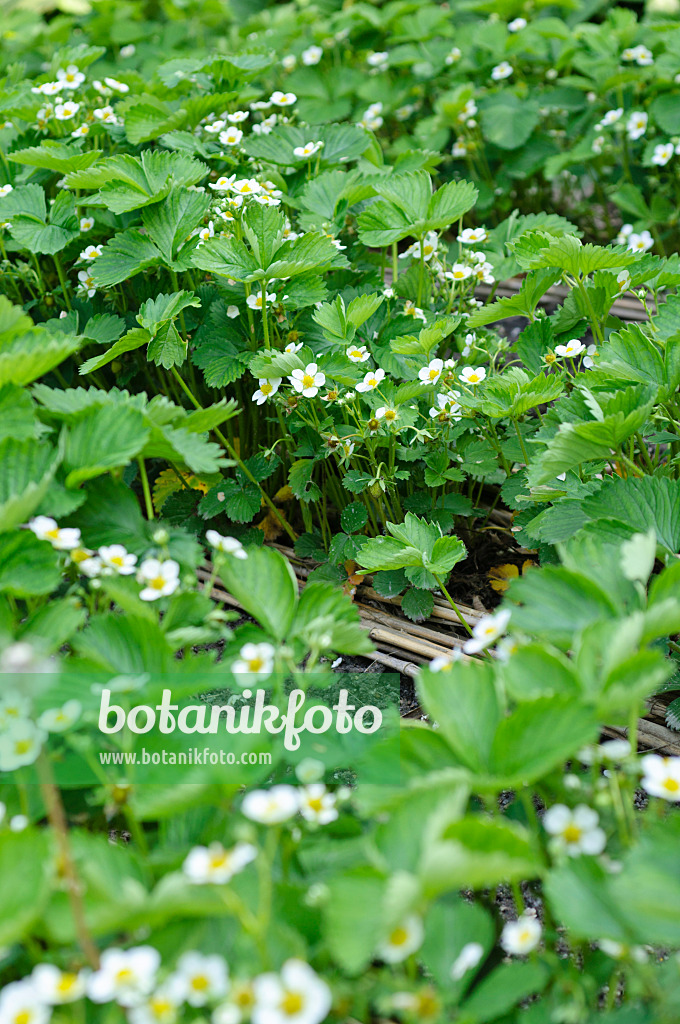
top-left (469, 373), bottom-right (480, 383)
top-left (149, 576), bottom-right (167, 590)
top-left (562, 824), bottom-right (582, 843)
top-left (191, 975), bottom-right (210, 992)
top-left (14, 739), bottom-right (33, 755)
top-left (210, 850), bottom-right (229, 869)
top-left (46, 528), bottom-right (60, 540)
top-left (235, 987), bottom-right (254, 1008)
top-left (150, 999), bottom-right (173, 1017)
top-left (302, 374), bottom-right (315, 388)
top-left (390, 926), bottom-right (409, 946)
top-left (518, 929), bottom-right (533, 944)
top-left (663, 777), bottom-right (679, 793)
top-left (14, 1012), bottom-right (33, 1024)
top-left (57, 974), bottom-right (78, 994)
top-left (110, 556), bottom-right (124, 567)
top-left (281, 991), bottom-right (304, 1015)
top-left (307, 796), bottom-right (324, 812)
top-left (368, 378), bottom-right (377, 387)
top-left (428, 369), bottom-right (439, 380)
top-left (384, 409), bottom-right (396, 421)
top-left (116, 969), bottom-right (134, 984)
top-left (261, 383), bottom-right (273, 395)
top-left (247, 657), bottom-right (265, 672)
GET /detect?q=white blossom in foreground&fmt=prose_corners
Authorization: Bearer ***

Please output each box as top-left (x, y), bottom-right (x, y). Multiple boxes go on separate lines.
top-left (508, 17), bottom-right (527, 31)
top-left (220, 127), bottom-right (243, 147)
top-left (302, 45), bottom-right (323, 65)
top-left (128, 979), bottom-right (185, 1024)
top-left (626, 111), bottom-right (648, 140)
top-left (458, 227), bottom-right (487, 244)
top-left (55, 101), bottom-right (80, 120)
top-left (57, 65), bottom-right (85, 89)
top-left (77, 269), bottom-right (97, 297)
top-left (459, 365), bottom-right (486, 386)
top-left (501, 914), bottom-right (542, 955)
top-left (206, 531), bottom-right (248, 558)
top-left (252, 959), bottom-right (331, 1024)
top-left (491, 61), bottom-right (513, 80)
top-left (137, 559), bottom-right (180, 601)
top-left (293, 141), bottom-right (324, 159)
top-left (290, 364), bottom-right (326, 398)
top-left (99, 544), bottom-right (137, 575)
top-left (400, 231), bottom-right (438, 261)
top-left (247, 291), bottom-right (276, 310)
top-left (32, 964), bottom-right (87, 1004)
top-left (0, 720), bottom-right (45, 771)
top-left (419, 358), bottom-right (444, 385)
top-left (627, 230), bottom-right (653, 253)
top-left (242, 785), bottom-right (300, 824)
top-left (0, 184), bottom-right (13, 198)
top-left (355, 368), bottom-right (386, 393)
top-left (299, 784), bottom-right (338, 825)
top-left (79, 216), bottom-right (94, 231)
top-left (597, 108), bottom-right (622, 129)
top-left (37, 700), bottom-right (81, 733)
top-left (252, 378), bottom-right (281, 405)
top-left (87, 946), bottom-right (161, 1006)
top-left (376, 915), bottom-right (425, 963)
top-left (640, 754), bottom-right (680, 801)
top-left (183, 841), bottom-right (257, 884)
top-left (346, 344), bottom-right (370, 363)
top-left (450, 941), bottom-right (484, 980)
top-left (651, 142), bottom-right (674, 166)
top-left (0, 980), bottom-right (50, 1024)
top-left (270, 91), bottom-right (297, 107)
top-left (543, 804), bottom-right (606, 855)
top-left (174, 952), bottom-right (228, 1007)
top-left (232, 642), bottom-right (276, 680)
top-left (463, 608), bottom-right (511, 654)
top-left (80, 244), bottom-right (103, 261)
top-left (28, 516), bottom-right (81, 550)
top-left (555, 339), bottom-right (585, 358)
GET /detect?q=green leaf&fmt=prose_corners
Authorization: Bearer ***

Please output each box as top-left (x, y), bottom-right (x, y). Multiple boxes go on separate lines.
top-left (481, 93), bottom-right (541, 150)
top-left (462, 962), bottom-right (550, 1022)
top-left (79, 327), bottom-right (151, 375)
top-left (9, 140), bottom-right (103, 174)
top-left (292, 582), bottom-right (373, 655)
top-left (0, 830), bottom-right (54, 946)
top-left (468, 269), bottom-right (561, 328)
top-left (141, 188), bottom-right (210, 264)
top-left (422, 817), bottom-right (541, 894)
top-left (66, 150), bottom-right (207, 213)
top-left (401, 586), bottom-right (434, 622)
top-left (418, 659), bottom-right (501, 773)
top-left (358, 172), bottom-right (477, 247)
top-left (216, 545), bottom-right (298, 641)
top-left (324, 868), bottom-right (387, 975)
top-left (0, 531), bottom-right (61, 597)
top-left (89, 230), bottom-right (163, 288)
top-left (63, 404), bottom-right (150, 487)
top-left (6, 187), bottom-right (79, 255)
top-left (341, 501), bottom-right (369, 534)
top-left (508, 566), bottom-right (618, 647)
top-left (0, 438), bottom-right (61, 533)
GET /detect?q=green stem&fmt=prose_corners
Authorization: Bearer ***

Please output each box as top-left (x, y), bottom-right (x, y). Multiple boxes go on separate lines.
top-left (261, 280), bottom-right (270, 350)
top-left (391, 241), bottom-right (398, 284)
top-left (137, 458), bottom-right (154, 520)
top-left (513, 419), bottom-right (531, 466)
top-left (433, 573), bottom-right (473, 636)
top-left (170, 367), bottom-right (298, 542)
top-left (53, 253), bottom-right (72, 312)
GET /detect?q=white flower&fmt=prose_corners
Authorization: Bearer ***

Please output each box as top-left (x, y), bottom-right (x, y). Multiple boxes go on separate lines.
top-left (375, 405), bottom-right (398, 424)
top-left (57, 65), bottom-right (85, 89)
top-left (37, 700), bottom-right (81, 733)
top-left (197, 221), bottom-right (215, 244)
top-left (104, 77), bottom-right (129, 93)
top-left (92, 80), bottom-right (113, 97)
top-left (228, 110), bottom-right (249, 124)
top-left (120, 44), bottom-right (136, 57)
top-left (32, 81), bottom-right (62, 96)
top-left (500, 914), bottom-right (541, 955)
top-left (597, 108), bottom-right (623, 129)
top-left (0, 692), bottom-right (31, 726)
top-left (355, 368), bottom-right (385, 393)
top-left (290, 363), bottom-right (325, 398)
top-left (54, 100), bottom-right (80, 120)
top-left (93, 105), bottom-right (118, 124)
top-left (204, 120), bottom-right (226, 134)
top-left (458, 365), bottom-right (486, 386)
top-left (213, 981), bottom-right (256, 1024)
top-left (445, 47), bottom-right (462, 65)
top-left (626, 111), bottom-right (648, 140)
top-left (232, 178), bottom-right (263, 197)
top-left (206, 531), bottom-right (248, 558)
top-left (285, 341), bottom-right (303, 354)
top-left (652, 142), bottom-right (674, 166)
top-left (298, 784), bottom-right (338, 824)
top-left (463, 607), bottom-right (511, 654)
top-left (87, 947), bottom-right (160, 1006)
top-left (227, 305), bottom-right (240, 318)
top-left (99, 544), bottom-right (137, 575)
top-left (0, 184), bottom-right (13, 198)
top-left (77, 270), bottom-right (97, 297)
top-left (418, 358), bottom-right (444, 385)
top-left (252, 377), bottom-right (281, 405)
top-left (640, 754), bottom-right (680, 801)
top-left (301, 46), bottom-right (323, 66)
top-left (400, 231), bottom-right (438, 261)
top-left (450, 942), bottom-right (484, 980)
top-left (0, 980), bottom-right (50, 1024)
top-left (80, 244), bottom-right (103, 261)
top-left (457, 99), bottom-right (477, 122)
top-left (346, 345), bottom-right (370, 363)
top-left (137, 559), bottom-right (180, 601)
top-left (252, 959), bottom-right (331, 1024)
top-left (615, 222), bottom-right (633, 244)
top-left (247, 291), bottom-right (276, 310)
top-left (627, 230), bottom-right (653, 252)
top-left (220, 127), bottom-right (243, 146)
top-left (79, 216), bottom-right (94, 231)
top-left (543, 804), bottom-right (606, 855)
top-left (32, 964), bottom-right (87, 1004)
top-left (508, 17), bottom-right (527, 31)
top-left (598, 939), bottom-right (649, 963)
top-left (622, 45), bottom-right (653, 66)
top-left (128, 980), bottom-right (185, 1024)
top-left (446, 263), bottom-right (472, 282)
top-left (270, 91), bottom-right (297, 107)
top-left (183, 841), bottom-right (257, 884)
top-left (28, 515), bottom-right (81, 550)
top-left (0, 720), bottom-right (45, 771)
top-left (174, 952), bottom-right (228, 1007)
top-left (295, 758), bottom-right (325, 784)
top-left (293, 141), bottom-right (324, 159)
top-left (210, 175), bottom-right (236, 192)
top-left (429, 652), bottom-right (462, 671)
top-left (232, 642), bottom-right (276, 680)
top-left (367, 50), bottom-right (389, 68)
top-left (491, 61), bottom-right (513, 80)
top-left (376, 915), bottom-right (424, 964)
top-left (458, 227), bottom-right (487, 244)
top-left (241, 785), bottom-right (300, 824)
top-left (10, 814), bottom-right (28, 831)
top-left (555, 338), bottom-right (585, 358)
top-left (452, 139), bottom-right (468, 157)
top-left (592, 135), bottom-right (605, 154)
top-left (282, 55), bottom-right (297, 71)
